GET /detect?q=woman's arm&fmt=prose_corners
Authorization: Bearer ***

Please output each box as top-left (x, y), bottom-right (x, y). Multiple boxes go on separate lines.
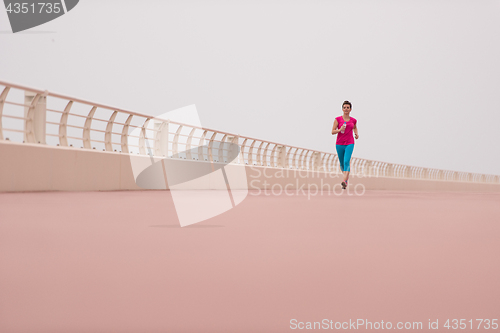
top-left (331, 119), bottom-right (340, 135)
top-left (353, 122), bottom-right (359, 139)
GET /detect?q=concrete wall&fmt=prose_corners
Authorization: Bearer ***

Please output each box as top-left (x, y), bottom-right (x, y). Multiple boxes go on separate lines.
top-left (1, 141), bottom-right (499, 192)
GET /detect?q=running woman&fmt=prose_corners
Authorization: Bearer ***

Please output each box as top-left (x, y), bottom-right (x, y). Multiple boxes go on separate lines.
top-left (331, 101), bottom-right (359, 189)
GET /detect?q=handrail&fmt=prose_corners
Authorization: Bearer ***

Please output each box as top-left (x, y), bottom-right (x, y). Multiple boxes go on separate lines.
top-left (0, 80), bottom-right (498, 184)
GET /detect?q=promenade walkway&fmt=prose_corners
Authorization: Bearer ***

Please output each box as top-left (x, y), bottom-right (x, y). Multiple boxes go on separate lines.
top-left (1, 190), bottom-right (499, 332)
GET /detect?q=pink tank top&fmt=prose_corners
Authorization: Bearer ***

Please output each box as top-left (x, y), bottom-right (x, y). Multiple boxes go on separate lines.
top-left (335, 116), bottom-right (357, 145)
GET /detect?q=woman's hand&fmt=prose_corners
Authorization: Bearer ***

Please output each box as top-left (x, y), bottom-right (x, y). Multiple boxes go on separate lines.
top-left (355, 133), bottom-right (359, 139)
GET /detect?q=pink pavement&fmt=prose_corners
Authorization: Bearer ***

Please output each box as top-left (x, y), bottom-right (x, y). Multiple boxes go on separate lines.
top-left (1, 190), bottom-right (499, 332)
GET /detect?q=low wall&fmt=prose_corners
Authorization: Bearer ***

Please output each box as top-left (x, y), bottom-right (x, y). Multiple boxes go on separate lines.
top-left (1, 141), bottom-right (499, 192)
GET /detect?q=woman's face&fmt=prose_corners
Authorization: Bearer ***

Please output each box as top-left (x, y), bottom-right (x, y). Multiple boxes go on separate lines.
top-left (342, 104), bottom-right (351, 114)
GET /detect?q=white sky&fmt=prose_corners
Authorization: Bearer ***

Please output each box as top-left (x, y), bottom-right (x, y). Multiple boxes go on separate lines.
top-left (1, 0), bottom-right (499, 175)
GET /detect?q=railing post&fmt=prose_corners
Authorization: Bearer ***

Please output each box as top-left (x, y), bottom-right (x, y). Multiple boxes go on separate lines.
top-left (24, 90), bottom-right (47, 144)
top-left (121, 115), bottom-right (133, 154)
top-left (332, 155), bottom-right (339, 173)
top-left (292, 148), bottom-right (299, 169)
top-left (173, 125), bottom-right (184, 157)
top-left (185, 127), bottom-right (196, 160)
top-left (198, 130), bottom-right (207, 161)
top-left (262, 142), bottom-right (270, 166)
top-left (286, 147), bottom-right (293, 169)
top-left (311, 151), bottom-right (321, 171)
top-left (58, 101), bottom-right (73, 147)
top-left (227, 135), bottom-right (239, 164)
top-left (313, 152), bottom-right (321, 171)
top-left (232, 135), bottom-right (240, 164)
top-left (278, 145), bottom-right (287, 168)
top-left (83, 106), bottom-right (97, 149)
top-left (352, 158), bottom-right (361, 176)
top-left (219, 134), bottom-right (228, 163)
top-left (459, 172), bottom-right (466, 182)
top-left (319, 153), bottom-right (327, 172)
top-left (307, 151), bottom-right (314, 170)
top-left (404, 166), bottom-right (411, 178)
top-left (207, 132), bottom-right (217, 162)
top-left (139, 118), bottom-right (150, 155)
top-left (105, 111), bottom-right (118, 151)
top-left (328, 155), bottom-right (334, 173)
top-left (369, 162), bottom-right (377, 177)
top-left (248, 139), bottom-right (256, 165)
top-left (256, 141), bottom-right (264, 166)
top-left (386, 164), bottom-right (393, 177)
top-left (270, 144), bottom-right (278, 167)
top-left (241, 138), bottom-right (248, 164)
top-left (154, 120), bottom-right (169, 157)
top-left (365, 161), bottom-right (372, 177)
top-left (0, 87), bottom-right (11, 141)
top-left (298, 149), bottom-right (306, 170)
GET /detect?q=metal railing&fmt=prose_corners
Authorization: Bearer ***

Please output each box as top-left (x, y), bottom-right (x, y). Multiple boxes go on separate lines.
top-left (0, 80), bottom-right (498, 184)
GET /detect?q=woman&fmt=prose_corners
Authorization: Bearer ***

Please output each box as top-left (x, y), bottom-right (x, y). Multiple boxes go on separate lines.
top-left (331, 101), bottom-right (359, 189)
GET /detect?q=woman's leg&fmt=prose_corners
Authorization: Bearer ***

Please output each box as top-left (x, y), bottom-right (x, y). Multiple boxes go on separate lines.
top-left (343, 172), bottom-right (350, 183)
top-left (336, 145), bottom-right (348, 188)
top-left (336, 145), bottom-right (345, 173)
top-left (342, 144), bottom-right (355, 182)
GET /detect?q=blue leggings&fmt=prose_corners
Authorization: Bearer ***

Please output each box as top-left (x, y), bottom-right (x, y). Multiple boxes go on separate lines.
top-left (336, 144), bottom-right (354, 172)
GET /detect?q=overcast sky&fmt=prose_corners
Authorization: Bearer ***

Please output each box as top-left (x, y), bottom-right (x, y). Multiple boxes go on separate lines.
top-left (1, 0), bottom-right (499, 175)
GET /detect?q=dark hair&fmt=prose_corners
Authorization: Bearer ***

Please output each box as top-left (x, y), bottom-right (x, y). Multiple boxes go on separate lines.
top-left (342, 100), bottom-right (352, 108)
